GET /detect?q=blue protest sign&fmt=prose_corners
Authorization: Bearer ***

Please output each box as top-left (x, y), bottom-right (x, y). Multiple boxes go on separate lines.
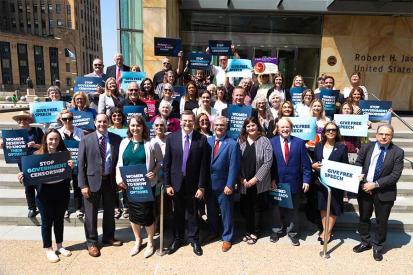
top-left (359, 100), bottom-right (392, 122)
top-left (21, 151), bottom-right (71, 186)
top-left (188, 53), bottom-right (211, 70)
top-left (146, 122), bottom-right (156, 139)
top-left (320, 89), bottom-right (339, 117)
top-left (289, 117), bottom-right (317, 140)
top-left (63, 140), bottom-right (79, 175)
top-left (2, 129), bottom-right (29, 163)
top-left (227, 104), bottom-right (252, 139)
top-left (334, 114), bottom-right (369, 137)
top-left (226, 59), bottom-right (252, 78)
top-left (320, 160), bottom-right (362, 193)
top-left (73, 77), bottom-right (104, 93)
top-left (120, 72), bottom-right (146, 92)
top-left (252, 57), bottom-right (279, 74)
top-left (72, 110), bottom-right (95, 130)
top-left (268, 183), bottom-right (293, 209)
top-left (289, 87), bottom-right (305, 106)
top-left (123, 105), bottom-right (146, 124)
top-left (30, 101), bottom-right (65, 124)
top-left (120, 164), bottom-right (154, 203)
top-left (154, 37), bottom-right (182, 56)
top-left (208, 40), bottom-right (232, 56)
top-left (108, 128), bottom-right (128, 138)
top-left (173, 86), bottom-right (186, 102)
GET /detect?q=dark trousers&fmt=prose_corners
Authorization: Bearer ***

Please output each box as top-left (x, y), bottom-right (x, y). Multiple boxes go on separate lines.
top-left (172, 179), bottom-right (199, 243)
top-left (357, 191), bottom-right (394, 252)
top-left (207, 190), bottom-right (234, 242)
top-left (115, 189), bottom-right (129, 209)
top-left (25, 185), bottom-right (37, 210)
top-left (272, 193), bottom-right (301, 239)
top-left (83, 178), bottom-right (116, 245)
top-left (240, 186), bottom-right (268, 235)
top-left (36, 181), bottom-right (70, 248)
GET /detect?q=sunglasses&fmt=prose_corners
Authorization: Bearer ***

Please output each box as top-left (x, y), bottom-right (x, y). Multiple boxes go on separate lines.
top-left (154, 124), bottom-right (164, 127)
top-left (93, 64), bottom-right (103, 67)
top-left (325, 128), bottom-right (337, 133)
top-left (163, 62), bottom-right (170, 65)
top-left (112, 114), bottom-right (122, 118)
top-left (62, 117), bottom-right (73, 121)
top-left (129, 89), bottom-right (139, 92)
top-left (164, 89), bottom-right (172, 91)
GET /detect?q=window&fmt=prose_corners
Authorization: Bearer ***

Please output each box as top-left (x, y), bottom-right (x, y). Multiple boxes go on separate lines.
top-left (26, 4), bottom-right (31, 12)
top-left (49, 19), bottom-right (54, 28)
top-left (48, 4), bottom-right (53, 12)
top-left (66, 5), bottom-right (71, 15)
top-left (67, 20), bottom-right (72, 29)
top-left (33, 46), bottom-right (45, 85)
top-left (66, 77), bottom-right (72, 86)
top-left (49, 47), bottom-right (60, 85)
top-left (17, 44), bottom-right (29, 84)
top-left (56, 4), bottom-right (62, 13)
top-left (41, 4), bottom-right (45, 13)
top-left (66, 63), bottom-right (71, 72)
top-left (0, 42), bottom-right (13, 85)
top-left (10, 3), bottom-right (15, 13)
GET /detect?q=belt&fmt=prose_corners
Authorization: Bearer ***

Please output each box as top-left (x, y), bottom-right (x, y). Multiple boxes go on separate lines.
top-left (102, 174), bottom-right (111, 180)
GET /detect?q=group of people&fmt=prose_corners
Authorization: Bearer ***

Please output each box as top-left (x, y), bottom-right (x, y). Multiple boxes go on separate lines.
top-left (1, 51), bottom-right (404, 263)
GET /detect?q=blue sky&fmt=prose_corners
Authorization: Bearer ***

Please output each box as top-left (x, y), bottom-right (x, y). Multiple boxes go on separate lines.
top-left (100, 0), bottom-right (117, 69)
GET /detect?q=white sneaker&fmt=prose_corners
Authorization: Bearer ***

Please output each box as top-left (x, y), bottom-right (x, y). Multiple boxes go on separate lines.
top-left (130, 243), bottom-right (141, 257)
top-left (57, 247), bottom-right (72, 257)
top-left (46, 250), bottom-right (60, 263)
top-left (76, 210), bottom-right (84, 218)
top-left (144, 245), bottom-right (155, 258)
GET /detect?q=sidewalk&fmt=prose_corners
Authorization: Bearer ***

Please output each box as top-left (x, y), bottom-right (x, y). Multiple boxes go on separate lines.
top-left (0, 228), bottom-right (412, 275)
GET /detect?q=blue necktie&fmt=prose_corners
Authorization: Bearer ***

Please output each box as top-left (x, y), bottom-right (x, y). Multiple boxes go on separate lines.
top-left (182, 135), bottom-right (190, 176)
top-left (373, 146), bottom-right (385, 182)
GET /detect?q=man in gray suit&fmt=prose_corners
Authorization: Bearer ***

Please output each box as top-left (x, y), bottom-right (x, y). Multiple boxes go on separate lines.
top-left (353, 124), bottom-right (404, 261)
top-left (78, 114), bottom-right (123, 257)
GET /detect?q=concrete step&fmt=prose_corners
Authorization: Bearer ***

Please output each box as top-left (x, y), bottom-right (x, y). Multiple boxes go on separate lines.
top-left (335, 211), bottom-right (413, 231)
top-left (345, 197), bottom-right (413, 213)
top-left (368, 131), bottom-right (412, 139)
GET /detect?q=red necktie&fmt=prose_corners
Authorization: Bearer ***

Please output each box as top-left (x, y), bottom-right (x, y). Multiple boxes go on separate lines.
top-left (213, 140), bottom-right (220, 158)
top-left (284, 138), bottom-right (289, 164)
top-left (116, 67), bottom-right (121, 89)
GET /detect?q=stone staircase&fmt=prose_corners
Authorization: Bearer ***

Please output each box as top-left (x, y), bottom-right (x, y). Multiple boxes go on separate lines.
top-left (0, 122), bottom-right (412, 232)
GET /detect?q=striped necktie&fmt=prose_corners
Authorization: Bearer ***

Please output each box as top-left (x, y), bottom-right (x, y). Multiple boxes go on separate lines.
top-left (373, 146), bottom-right (385, 182)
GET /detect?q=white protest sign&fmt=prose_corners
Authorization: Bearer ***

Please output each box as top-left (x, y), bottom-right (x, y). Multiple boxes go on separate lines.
top-left (320, 160), bottom-right (362, 193)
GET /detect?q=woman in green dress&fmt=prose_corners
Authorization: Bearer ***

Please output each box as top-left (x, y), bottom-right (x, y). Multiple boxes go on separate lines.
top-left (116, 115), bottom-right (162, 258)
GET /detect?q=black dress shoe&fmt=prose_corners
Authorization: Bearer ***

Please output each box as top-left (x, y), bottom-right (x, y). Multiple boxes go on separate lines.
top-left (269, 234), bottom-right (279, 243)
top-left (28, 209), bottom-right (38, 218)
top-left (167, 239), bottom-right (183, 255)
top-left (290, 237), bottom-right (300, 246)
top-left (353, 243), bottom-right (372, 253)
top-left (373, 249), bottom-right (383, 261)
top-left (191, 242), bottom-right (203, 256)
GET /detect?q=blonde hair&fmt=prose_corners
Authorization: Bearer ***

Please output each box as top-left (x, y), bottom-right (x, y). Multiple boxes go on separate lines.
top-left (71, 92), bottom-right (90, 108)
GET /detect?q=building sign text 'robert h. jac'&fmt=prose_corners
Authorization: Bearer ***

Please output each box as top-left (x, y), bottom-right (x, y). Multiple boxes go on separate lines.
top-left (353, 53), bottom-right (413, 73)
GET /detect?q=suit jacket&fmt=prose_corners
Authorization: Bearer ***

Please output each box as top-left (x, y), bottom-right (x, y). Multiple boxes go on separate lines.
top-left (356, 141), bottom-right (404, 202)
top-left (313, 142), bottom-right (349, 178)
top-left (207, 135), bottom-right (240, 192)
top-left (164, 130), bottom-right (210, 193)
top-left (270, 135), bottom-right (312, 194)
top-left (105, 64), bottom-right (131, 80)
top-left (78, 131), bottom-right (122, 192)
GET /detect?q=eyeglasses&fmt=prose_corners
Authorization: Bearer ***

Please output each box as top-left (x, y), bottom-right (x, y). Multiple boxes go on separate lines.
top-left (62, 117), bottom-right (73, 121)
top-left (128, 89), bottom-right (139, 92)
top-left (325, 128), bottom-right (337, 133)
top-left (93, 64), bottom-right (103, 67)
top-left (163, 62), bottom-right (170, 65)
top-left (112, 114), bottom-right (122, 118)
top-left (164, 89), bottom-right (172, 91)
top-left (154, 124), bottom-right (164, 127)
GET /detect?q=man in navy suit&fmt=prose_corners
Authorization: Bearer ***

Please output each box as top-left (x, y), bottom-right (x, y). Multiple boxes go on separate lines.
top-left (164, 110), bottom-right (210, 256)
top-left (206, 116), bottom-right (240, 252)
top-left (105, 53), bottom-right (130, 85)
top-left (353, 124), bottom-right (404, 261)
top-left (270, 117), bottom-right (312, 246)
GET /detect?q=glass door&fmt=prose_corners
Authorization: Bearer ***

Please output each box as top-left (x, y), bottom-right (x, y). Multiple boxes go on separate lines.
top-left (277, 48), bottom-right (297, 88)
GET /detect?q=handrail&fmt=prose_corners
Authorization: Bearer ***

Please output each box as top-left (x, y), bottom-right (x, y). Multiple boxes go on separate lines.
top-left (318, 177), bottom-right (331, 259)
top-left (369, 92), bottom-right (413, 132)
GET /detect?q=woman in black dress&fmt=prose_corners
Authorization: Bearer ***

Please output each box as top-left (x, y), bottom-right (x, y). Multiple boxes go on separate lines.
top-left (312, 122), bottom-right (348, 244)
top-left (116, 115), bottom-right (162, 258)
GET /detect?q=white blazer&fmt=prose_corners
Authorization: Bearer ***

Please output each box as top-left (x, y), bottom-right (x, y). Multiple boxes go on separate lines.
top-left (116, 138), bottom-right (163, 187)
top-left (57, 126), bottom-right (84, 141)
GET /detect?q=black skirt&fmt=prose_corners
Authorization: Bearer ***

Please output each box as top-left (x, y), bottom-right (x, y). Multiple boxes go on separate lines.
top-left (317, 187), bottom-right (344, 216)
top-left (129, 201), bottom-right (155, 226)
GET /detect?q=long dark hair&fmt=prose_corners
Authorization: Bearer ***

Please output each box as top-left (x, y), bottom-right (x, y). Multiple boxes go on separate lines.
top-left (185, 81), bottom-right (199, 101)
top-left (126, 115), bottom-right (150, 141)
top-left (36, 129), bottom-right (68, 154)
top-left (110, 107), bottom-right (127, 126)
top-left (140, 77), bottom-right (155, 95)
top-left (239, 116), bottom-right (265, 143)
top-left (321, 122), bottom-right (342, 145)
